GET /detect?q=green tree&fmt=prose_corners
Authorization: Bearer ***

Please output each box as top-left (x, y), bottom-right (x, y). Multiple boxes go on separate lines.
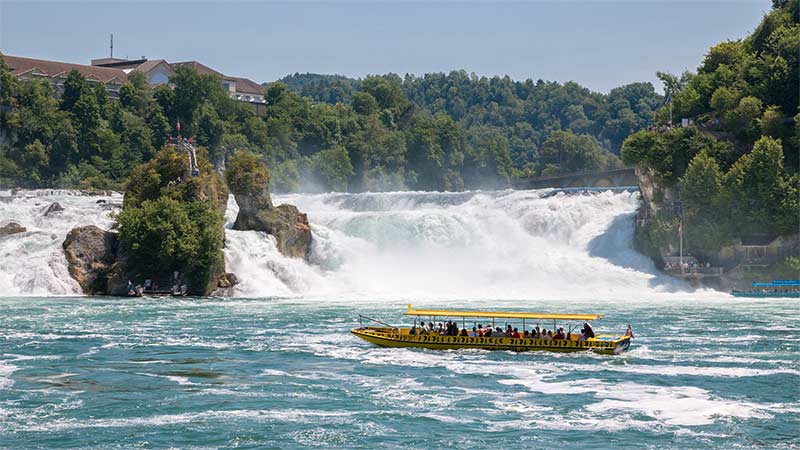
top-left (352, 91), bottom-right (379, 115)
top-left (225, 150), bottom-right (271, 199)
top-left (540, 130), bottom-right (619, 173)
top-left (680, 151), bottom-right (723, 213)
top-left (60, 70), bottom-right (92, 112)
top-left (726, 136), bottom-right (796, 235)
top-left (310, 145), bottom-right (353, 191)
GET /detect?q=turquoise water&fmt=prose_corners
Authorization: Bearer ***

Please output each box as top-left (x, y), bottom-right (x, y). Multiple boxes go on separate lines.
top-left (0, 296), bottom-right (798, 449)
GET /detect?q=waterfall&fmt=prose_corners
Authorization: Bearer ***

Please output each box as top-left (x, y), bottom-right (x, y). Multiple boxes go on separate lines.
top-left (0, 190), bottom-right (121, 296)
top-left (0, 189), bottom-right (689, 299)
top-left (225, 189), bottom-right (688, 300)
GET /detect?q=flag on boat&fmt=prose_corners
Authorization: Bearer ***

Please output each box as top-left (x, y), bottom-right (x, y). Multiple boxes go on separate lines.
top-left (626, 323), bottom-right (635, 339)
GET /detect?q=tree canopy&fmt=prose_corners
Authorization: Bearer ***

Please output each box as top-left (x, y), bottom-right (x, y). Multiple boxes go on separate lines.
top-left (622, 0), bottom-right (799, 257)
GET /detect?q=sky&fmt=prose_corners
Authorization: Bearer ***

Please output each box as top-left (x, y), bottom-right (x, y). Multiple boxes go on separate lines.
top-left (0, 1), bottom-right (770, 93)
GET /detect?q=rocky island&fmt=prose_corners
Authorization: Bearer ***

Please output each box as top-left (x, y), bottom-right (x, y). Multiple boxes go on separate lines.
top-left (62, 147), bottom-right (312, 296)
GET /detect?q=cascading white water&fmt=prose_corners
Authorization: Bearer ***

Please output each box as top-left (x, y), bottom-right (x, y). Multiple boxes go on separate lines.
top-left (225, 189), bottom-right (691, 300)
top-left (0, 188), bottom-right (694, 299)
top-left (0, 190), bottom-right (122, 296)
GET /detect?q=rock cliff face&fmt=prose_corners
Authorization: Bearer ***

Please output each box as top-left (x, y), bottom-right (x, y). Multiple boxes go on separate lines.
top-left (63, 225), bottom-right (240, 296)
top-left (225, 151), bottom-right (312, 259)
top-left (232, 202), bottom-right (312, 258)
top-left (62, 226), bottom-right (119, 294)
top-left (634, 164), bottom-right (676, 214)
top-left (0, 221), bottom-right (26, 237)
top-left (44, 202), bottom-right (64, 216)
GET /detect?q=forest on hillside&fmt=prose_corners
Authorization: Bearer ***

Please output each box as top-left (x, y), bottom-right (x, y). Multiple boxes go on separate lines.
top-left (0, 52), bottom-right (662, 192)
top-left (3, 2), bottom-right (793, 199)
top-left (282, 72), bottom-right (663, 171)
top-left (621, 0), bottom-right (798, 262)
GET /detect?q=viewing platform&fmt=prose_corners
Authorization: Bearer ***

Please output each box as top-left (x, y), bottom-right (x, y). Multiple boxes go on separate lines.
top-left (662, 256), bottom-right (724, 280)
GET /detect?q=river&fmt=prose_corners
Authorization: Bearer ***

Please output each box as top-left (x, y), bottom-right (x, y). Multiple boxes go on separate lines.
top-left (0, 189), bottom-right (797, 449)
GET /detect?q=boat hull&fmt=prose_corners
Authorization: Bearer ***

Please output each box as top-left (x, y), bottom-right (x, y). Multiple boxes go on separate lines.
top-left (352, 327), bottom-right (631, 355)
top-left (731, 290), bottom-right (800, 298)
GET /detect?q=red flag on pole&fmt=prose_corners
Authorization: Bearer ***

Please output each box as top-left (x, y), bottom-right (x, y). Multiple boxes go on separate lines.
top-left (625, 324), bottom-right (635, 339)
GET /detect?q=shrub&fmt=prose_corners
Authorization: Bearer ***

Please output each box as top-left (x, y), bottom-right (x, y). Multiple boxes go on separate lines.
top-left (116, 197), bottom-right (224, 294)
top-left (224, 150), bottom-right (270, 197)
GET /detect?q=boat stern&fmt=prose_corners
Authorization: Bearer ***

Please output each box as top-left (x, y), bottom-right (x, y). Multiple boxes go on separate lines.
top-left (592, 334), bottom-right (632, 354)
top-left (613, 335), bottom-right (632, 354)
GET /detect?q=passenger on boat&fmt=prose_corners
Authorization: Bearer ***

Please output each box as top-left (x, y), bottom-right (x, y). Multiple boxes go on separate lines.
top-left (459, 327), bottom-right (468, 337)
top-left (493, 327), bottom-right (505, 338)
top-left (420, 322), bottom-right (430, 335)
top-left (541, 329), bottom-right (551, 340)
top-left (477, 324), bottom-right (484, 336)
top-left (534, 325), bottom-right (541, 337)
top-left (523, 330), bottom-right (530, 338)
top-left (451, 322), bottom-right (460, 336)
top-left (553, 327), bottom-right (565, 340)
top-left (409, 325), bottom-right (417, 335)
top-left (505, 325), bottom-right (514, 337)
top-left (583, 322), bottom-right (595, 339)
top-left (470, 327), bottom-right (478, 337)
top-left (512, 328), bottom-right (521, 338)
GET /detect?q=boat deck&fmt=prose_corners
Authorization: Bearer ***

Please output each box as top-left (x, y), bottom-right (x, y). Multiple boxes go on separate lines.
top-left (352, 327), bottom-right (631, 355)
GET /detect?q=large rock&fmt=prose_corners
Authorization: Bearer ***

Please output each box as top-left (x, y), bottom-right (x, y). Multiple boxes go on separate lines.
top-left (232, 203), bottom-right (312, 259)
top-left (0, 221), bottom-right (26, 237)
top-left (62, 226), bottom-right (118, 294)
top-left (44, 202), bottom-right (64, 216)
top-left (226, 151), bottom-right (312, 259)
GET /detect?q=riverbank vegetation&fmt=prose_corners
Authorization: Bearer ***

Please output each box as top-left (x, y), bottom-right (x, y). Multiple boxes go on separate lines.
top-left (0, 50), bottom-right (662, 192)
top-left (622, 0), bottom-right (798, 262)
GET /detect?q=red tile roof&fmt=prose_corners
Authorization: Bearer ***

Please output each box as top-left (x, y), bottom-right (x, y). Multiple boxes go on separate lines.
top-left (171, 61), bottom-right (223, 77)
top-left (227, 76), bottom-right (264, 95)
top-left (172, 60), bottom-right (262, 95)
top-left (3, 55), bottom-right (129, 84)
top-left (133, 59), bottom-right (174, 77)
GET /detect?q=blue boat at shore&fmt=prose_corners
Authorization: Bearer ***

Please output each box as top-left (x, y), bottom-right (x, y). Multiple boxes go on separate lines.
top-left (732, 280), bottom-right (800, 298)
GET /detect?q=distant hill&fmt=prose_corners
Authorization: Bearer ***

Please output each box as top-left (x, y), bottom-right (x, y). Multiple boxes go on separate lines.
top-left (278, 71), bottom-right (663, 161)
top-left (279, 73), bottom-right (360, 105)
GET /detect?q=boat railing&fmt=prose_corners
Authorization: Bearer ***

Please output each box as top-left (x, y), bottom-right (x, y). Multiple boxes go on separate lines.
top-left (357, 314), bottom-right (400, 335)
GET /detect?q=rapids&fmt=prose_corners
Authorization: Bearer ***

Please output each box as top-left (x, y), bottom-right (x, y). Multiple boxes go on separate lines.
top-left (1, 189), bottom-right (798, 449)
top-left (1, 188), bottom-right (700, 300)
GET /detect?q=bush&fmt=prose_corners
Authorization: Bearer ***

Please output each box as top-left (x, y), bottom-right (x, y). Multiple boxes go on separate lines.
top-left (224, 150), bottom-right (270, 197)
top-left (116, 197), bottom-right (224, 294)
top-left (116, 146), bottom-right (228, 294)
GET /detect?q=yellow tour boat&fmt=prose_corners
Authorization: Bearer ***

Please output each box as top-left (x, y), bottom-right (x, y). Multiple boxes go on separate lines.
top-left (351, 305), bottom-right (633, 355)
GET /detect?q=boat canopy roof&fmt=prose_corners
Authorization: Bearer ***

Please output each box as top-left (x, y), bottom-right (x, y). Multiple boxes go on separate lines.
top-left (404, 305), bottom-right (603, 321)
top-left (752, 279), bottom-right (800, 287)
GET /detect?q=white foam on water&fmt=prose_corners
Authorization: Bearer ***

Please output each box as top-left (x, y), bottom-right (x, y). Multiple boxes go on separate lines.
top-left (500, 377), bottom-right (775, 427)
top-left (1, 188), bottom-right (713, 301)
top-left (280, 331), bottom-right (795, 432)
top-left (0, 360), bottom-right (19, 390)
top-left (14, 408), bottom-right (370, 433)
top-left (0, 190), bottom-right (120, 296)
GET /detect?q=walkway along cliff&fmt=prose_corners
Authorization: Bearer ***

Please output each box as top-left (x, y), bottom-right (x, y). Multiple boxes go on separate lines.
top-left (632, 162), bottom-right (799, 292)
